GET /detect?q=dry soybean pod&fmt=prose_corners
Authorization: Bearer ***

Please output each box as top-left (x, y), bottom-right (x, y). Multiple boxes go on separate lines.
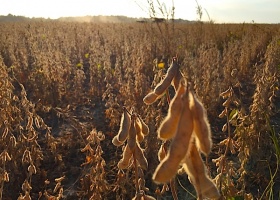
top-left (143, 91), bottom-right (159, 105)
top-left (117, 106), bottom-right (131, 142)
top-left (118, 144), bottom-right (133, 169)
top-left (112, 135), bottom-right (124, 146)
top-left (135, 117), bottom-right (145, 143)
top-left (220, 86), bottom-right (233, 99)
top-left (182, 139), bottom-right (202, 198)
top-left (189, 91), bottom-right (212, 155)
top-left (154, 60), bottom-right (179, 96)
top-left (153, 88), bottom-right (193, 183)
top-left (135, 143), bottom-right (148, 170)
top-left (138, 115), bottom-right (149, 136)
top-left (183, 139), bottom-right (220, 199)
top-left (127, 114), bottom-right (137, 151)
top-left (157, 81), bottom-right (186, 140)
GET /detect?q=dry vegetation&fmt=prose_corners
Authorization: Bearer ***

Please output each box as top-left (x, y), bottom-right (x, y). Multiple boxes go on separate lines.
top-left (0, 21), bottom-right (280, 199)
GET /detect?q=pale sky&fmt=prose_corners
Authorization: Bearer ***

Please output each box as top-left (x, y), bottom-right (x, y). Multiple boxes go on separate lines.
top-left (0, 0), bottom-right (279, 23)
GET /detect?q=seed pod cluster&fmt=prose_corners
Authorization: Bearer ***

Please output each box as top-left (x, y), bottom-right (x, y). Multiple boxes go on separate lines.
top-left (218, 86), bottom-right (240, 135)
top-left (143, 58), bottom-right (181, 105)
top-left (152, 81), bottom-right (220, 199)
top-left (153, 84), bottom-right (193, 183)
top-left (218, 86), bottom-right (239, 155)
top-left (112, 108), bottom-right (149, 171)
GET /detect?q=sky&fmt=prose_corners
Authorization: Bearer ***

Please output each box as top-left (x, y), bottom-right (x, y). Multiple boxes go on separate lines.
top-left (0, 0), bottom-right (279, 23)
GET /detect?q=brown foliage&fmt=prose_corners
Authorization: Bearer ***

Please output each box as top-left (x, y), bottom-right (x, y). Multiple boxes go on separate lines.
top-left (0, 21), bottom-right (279, 199)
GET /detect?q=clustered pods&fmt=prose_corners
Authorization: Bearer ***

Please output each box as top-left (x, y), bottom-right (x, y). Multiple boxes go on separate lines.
top-left (142, 60), bottom-right (220, 199)
top-left (112, 109), bottom-right (149, 171)
top-left (112, 107), bottom-right (153, 199)
top-left (153, 84), bottom-right (194, 183)
top-left (154, 83), bottom-right (219, 199)
top-left (114, 59), bottom-right (220, 199)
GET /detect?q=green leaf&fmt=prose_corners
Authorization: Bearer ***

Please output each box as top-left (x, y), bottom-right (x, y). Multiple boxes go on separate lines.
top-left (229, 109), bottom-right (238, 121)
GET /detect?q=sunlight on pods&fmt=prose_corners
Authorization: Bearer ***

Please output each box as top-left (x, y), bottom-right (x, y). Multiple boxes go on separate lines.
top-left (112, 106), bottom-right (151, 198)
top-left (143, 59), bottom-right (220, 199)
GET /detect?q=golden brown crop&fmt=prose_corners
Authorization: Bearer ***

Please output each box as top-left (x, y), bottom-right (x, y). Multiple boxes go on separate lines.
top-left (153, 85), bottom-right (194, 183)
top-left (0, 21), bottom-right (278, 200)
